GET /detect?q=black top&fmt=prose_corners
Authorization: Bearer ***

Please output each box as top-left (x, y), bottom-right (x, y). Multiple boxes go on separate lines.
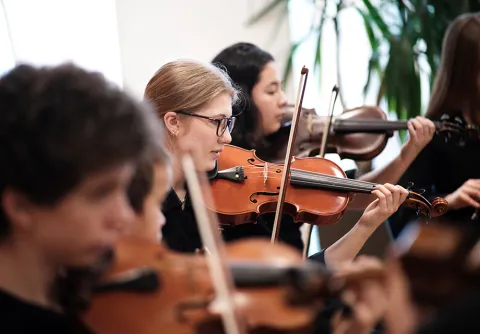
top-left (161, 164), bottom-right (328, 263)
top-left (388, 123), bottom-right (480, 238)
top-left (416, 287), bottom-right (480, 334)
top-left (0, 289), bottom-right (91, 334)
top-left (162, 188), bottom-right (307, 253)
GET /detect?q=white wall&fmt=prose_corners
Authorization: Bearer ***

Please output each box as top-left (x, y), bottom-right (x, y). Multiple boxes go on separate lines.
top-left (1, 0), bottom-right (123, 86)
top-left (115, 0), bottom-right (293, 99)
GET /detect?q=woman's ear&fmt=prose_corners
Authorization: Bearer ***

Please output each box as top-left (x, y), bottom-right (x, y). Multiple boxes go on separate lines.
top-left (1, 188), bottom-right (35, 232)
top-left (163, 112), bottom-right (180, 138)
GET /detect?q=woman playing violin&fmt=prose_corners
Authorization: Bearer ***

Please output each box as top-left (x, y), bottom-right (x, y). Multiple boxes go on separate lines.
top-left (210, 43), bottom-right (433, 261)
top-left (211, 42), bottom-right (436, 209)
top-left (0, 64), bottom-right (163, 333)
top-left (144, 59), bottom-right (408, 269)
top-left (389, 13), bottom-right (480, 237)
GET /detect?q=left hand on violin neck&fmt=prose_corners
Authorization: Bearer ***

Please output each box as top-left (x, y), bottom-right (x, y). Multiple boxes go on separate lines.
top-left (358, 184), bottom-right (409, 229)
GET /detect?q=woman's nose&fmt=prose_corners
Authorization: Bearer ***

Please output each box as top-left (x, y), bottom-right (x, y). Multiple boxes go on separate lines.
top-left (219, 129), bottom-right (232, 144)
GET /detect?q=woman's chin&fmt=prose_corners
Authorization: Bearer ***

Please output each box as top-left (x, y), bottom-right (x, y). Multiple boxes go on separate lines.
top-left (207, 160), bottom-right (217, 171)
top-left (266, 122), bottom-right (282, 136)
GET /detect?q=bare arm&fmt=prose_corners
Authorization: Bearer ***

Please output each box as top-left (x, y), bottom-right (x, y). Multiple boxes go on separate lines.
top-left (349, 117), bottom-right (436, 210)
top-left (324, 184), bottom-right (409, 269)
top-left (323, 223), bottom-right (377, 270)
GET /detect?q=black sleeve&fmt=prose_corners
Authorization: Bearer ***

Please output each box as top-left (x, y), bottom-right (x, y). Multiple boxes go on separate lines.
top-left (221, 213), bottom-right (304, 252)
top-left (388, 143), bottom-right (437, 237)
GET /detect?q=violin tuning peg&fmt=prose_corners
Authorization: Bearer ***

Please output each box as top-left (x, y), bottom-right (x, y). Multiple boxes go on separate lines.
top-left (406, 182), bottom-right (414, 191)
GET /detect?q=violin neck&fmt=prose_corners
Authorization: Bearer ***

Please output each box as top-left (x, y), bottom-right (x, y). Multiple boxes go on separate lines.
top-left (333, 119), bottom-right (442, 134)
top-left (290, 169), bottom-right (376, 194)
top-left (334, 119), bottom-right (408, 133)
top-left (230, 261), bottom-right (328, 288)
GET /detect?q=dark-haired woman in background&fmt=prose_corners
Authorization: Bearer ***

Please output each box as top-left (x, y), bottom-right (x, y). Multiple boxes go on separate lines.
top-left (211, 42), bottom-right (435, 262)
top-left (388, 13), bottom-right (480, 238)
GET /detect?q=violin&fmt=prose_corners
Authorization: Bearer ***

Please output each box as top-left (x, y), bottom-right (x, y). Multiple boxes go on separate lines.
top-left (79, 222), bottom-right (468, 334)
top-left (208, 144), bottom-right (448, 227)
top-left (82, 151), bottom-right (384, 334)
top-left (81, 236), bottom-right (375, 334)
top-left (394, 218), bottom-right (480, 309)
top-left (257, 104), bottom-right (473, 163)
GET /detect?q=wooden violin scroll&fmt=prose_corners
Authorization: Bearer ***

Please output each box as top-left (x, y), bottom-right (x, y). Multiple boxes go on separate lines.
top-left (430, 197), bottom-right (449, 217)
top-left (182, 154), bottom-right (247, 334)
top-left (402, 191), bottom-right (449, 218)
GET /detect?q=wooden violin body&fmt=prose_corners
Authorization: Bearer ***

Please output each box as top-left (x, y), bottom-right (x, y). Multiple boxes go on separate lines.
top-left (210, 145), bottom-right (350, 226)
top-left (257, 105), bottom-right (471, 163)
top-left (258, 105), bottom-right (390, 162)
top-left (81, 237), bottom-right (330, 334)
top-left (395, 220), bottom-right (480, 308)
top-left (208, 145), bottom-right (448, 227)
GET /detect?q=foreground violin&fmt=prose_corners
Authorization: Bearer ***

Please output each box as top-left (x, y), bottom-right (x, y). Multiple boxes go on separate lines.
top-left (79, 223), bottom-right (467, 334)
top-left (81, 237), bottom-right (369, 334)
top-left (257, 105), bottom-right (475, 163)
top-left (208, 145), bottom-right (448, 226)
top-left (395, 218), bottom-right (480, 309)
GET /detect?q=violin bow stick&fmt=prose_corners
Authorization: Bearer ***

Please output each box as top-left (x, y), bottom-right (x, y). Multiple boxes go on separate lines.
top-left (271, 66), bottom-right (309, 244)
top-left (302, 85), bottom-right (340, 259)
top-left (182, 153), bottom-right (247, 334)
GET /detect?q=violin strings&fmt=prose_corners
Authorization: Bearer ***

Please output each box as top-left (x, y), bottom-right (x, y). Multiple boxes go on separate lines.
top-left (293, 169), bottom-right (376, 187)
top-left (223, 163), bottom-right (392, 193)
top-left (336, 119), bottom-right (407, 125)
top-left (290, 170), bottom-right (374, 192)
top-left (242, 169), bottom-right (375, 193)
top-left (227, 164), bottom-right (377, 189)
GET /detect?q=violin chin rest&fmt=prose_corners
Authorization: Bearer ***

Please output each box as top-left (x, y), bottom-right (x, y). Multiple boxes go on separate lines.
top-left (93, 267), bottom-right (161, 294)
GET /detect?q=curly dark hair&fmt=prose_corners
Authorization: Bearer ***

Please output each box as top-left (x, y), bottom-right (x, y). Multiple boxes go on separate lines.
top-left (0, 63), bottom-right (163, 236)
top-left (127, 149), bottom-right (170, 214)
top-left (212, 42), bottom-right (274, 150)
top-left (0, 63), bottom-right (165, 324)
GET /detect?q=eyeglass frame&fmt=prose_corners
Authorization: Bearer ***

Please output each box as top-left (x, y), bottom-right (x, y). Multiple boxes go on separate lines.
top-left (175, 110), bottom-right (236, 137)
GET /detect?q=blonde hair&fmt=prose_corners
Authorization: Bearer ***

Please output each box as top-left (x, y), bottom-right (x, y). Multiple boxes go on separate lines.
top-left (144, 59), bottom-right (239, 121)
top-left (426, 13), bottom-right (480, 123)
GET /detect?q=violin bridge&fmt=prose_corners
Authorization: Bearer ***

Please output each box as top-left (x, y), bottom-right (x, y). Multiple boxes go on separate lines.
top-left (263, 162), bottom-right (268, 185)
top-left (307, 113), bottom-right (313, 133)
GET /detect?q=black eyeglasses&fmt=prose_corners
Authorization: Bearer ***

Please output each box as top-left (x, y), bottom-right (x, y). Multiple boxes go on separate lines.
top-left (176, 111), bottom-right (236, 137)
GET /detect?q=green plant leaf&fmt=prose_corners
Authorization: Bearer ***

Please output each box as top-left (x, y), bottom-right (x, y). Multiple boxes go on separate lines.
top-left (362, 0), bottom-right (391, 38)
top-left (355, 7), bottom-right (381, 50)
top-left (265, 0), bottom-right (290, 49)
top-left (282, 41), bottom-right (303, 88)
top-left (363, 53), bottom-right (381, 98)
top-left (313, 7), bottom-right (327, 87)
top-left (246, 0), bottom-right (288, 26)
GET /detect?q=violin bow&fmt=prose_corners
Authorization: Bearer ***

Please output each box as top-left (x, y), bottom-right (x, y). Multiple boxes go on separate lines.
top-left (271, 66), bottom-right (309, 244)
top-left (182, 153), bottom-right (247, 334)
top-left (302, 86), bottom-right (340, 259)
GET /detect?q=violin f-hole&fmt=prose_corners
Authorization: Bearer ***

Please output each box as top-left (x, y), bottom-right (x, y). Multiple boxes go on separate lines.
top-left (250, 191), bottom-right (280, 203)
top-left (175, 299), bottom-right (213, 323)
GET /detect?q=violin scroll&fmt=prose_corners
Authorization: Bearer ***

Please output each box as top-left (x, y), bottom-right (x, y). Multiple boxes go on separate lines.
top-left (402, 191), bottom-right (449, 218)
top-left (430, 197), bottom-right (449, 217)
